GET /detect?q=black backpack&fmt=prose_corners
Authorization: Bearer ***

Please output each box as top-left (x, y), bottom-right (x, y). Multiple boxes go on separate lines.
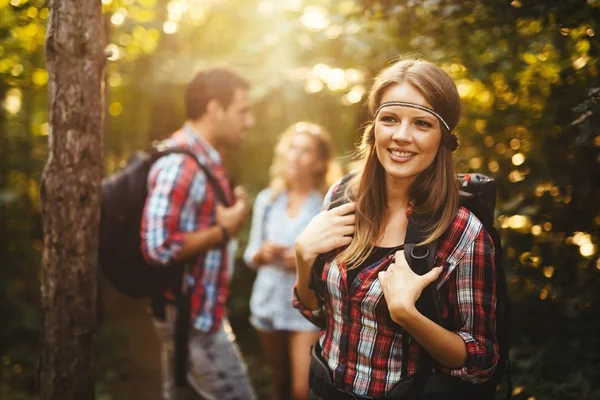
top-left (98, 147), bottom-right (230, 298)
top-left (310, 172), bottom-right (511, 399)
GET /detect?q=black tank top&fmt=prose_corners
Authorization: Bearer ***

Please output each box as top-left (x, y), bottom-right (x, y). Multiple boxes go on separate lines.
top-left (346, 244), bottom-right (404, 285)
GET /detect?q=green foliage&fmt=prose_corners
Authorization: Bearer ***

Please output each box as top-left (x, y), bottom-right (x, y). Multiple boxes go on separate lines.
top-left (1, 0), bottom-right (599, 398)
top-left (0, 2), bottom-right (47, 398)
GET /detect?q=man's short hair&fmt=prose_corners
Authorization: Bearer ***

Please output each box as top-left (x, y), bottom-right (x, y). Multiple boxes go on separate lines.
top-left (185, 68), bottom-right (250, 120)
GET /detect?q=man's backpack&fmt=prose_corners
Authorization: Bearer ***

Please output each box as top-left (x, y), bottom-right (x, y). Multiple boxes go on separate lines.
top-left (98, 147), bottom-right (230, 298)
top-left (310, 172), bottom-right (511, 399)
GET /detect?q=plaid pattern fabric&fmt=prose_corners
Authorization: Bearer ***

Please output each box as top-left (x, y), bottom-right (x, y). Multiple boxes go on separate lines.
top-left (293, 203), bottom-right (499, 397)
top-left (141, 125), bottom-right (234, 333)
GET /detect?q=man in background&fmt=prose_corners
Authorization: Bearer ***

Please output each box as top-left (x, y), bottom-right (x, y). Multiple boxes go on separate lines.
top-left (141, 67), bottom-right (256, 400)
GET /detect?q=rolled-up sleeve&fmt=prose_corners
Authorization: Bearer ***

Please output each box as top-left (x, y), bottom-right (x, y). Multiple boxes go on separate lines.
top-left (292, 286), bottom-right (326, 329)
top-left (290, 180), bottom-right (342, 329)
top-left (141, 154), bottom-right (205, 265)
top-left (448, 228), bottom-right (499, 383)
top-left (243, 189), bottom-right (270, 269)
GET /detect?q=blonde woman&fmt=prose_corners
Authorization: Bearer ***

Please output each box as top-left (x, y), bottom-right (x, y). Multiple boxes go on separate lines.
top-left (294, 58), bottom-right (500, 399)
top-left (244, 122), bottom-right (340, 400)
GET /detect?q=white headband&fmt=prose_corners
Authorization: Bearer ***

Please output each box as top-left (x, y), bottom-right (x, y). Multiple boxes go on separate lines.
top-left (375, 101), bottom-right (451, 131)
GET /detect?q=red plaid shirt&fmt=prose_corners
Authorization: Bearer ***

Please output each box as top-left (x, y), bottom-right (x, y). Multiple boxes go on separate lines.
top-left (141, 125), bottom-right (234, 333)
top-left (293, 189), bottom-right (499, 397)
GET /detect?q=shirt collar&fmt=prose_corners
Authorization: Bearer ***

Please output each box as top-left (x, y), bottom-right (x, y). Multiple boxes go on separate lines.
top-left (183, 123), bottom-right (223, 165)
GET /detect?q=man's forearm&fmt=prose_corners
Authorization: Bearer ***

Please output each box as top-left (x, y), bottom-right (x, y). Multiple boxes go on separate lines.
top-left (172, 225), bottom-right (225, 262)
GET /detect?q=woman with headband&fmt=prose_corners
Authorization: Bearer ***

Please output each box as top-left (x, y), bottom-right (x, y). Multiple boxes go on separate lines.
top-left (293, 58), bottom-right (499, 399)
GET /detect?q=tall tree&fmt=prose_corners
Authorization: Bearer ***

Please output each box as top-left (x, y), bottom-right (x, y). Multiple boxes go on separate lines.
top-left (39, 0), bottom-right (105, 398)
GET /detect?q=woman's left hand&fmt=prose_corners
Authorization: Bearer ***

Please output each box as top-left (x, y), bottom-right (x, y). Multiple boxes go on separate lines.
top-left (378, 250), bottom-right (442, 325)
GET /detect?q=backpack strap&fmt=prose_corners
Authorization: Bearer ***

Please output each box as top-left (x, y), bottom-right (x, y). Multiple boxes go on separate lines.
top-left (309, 172), bottom-right (356, 300)
top-left (404, 213), bottom-right (441, 325)
top-left (401, 212), bottom-right (442, 391)
top-left (151, 147), bottom-right (231, 207)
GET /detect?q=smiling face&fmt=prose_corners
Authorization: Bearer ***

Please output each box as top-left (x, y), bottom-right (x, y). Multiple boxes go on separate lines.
top-left (374, 82), bottom-right (442, 187)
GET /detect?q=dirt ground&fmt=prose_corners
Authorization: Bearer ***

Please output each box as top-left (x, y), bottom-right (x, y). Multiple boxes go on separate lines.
top-left (101, 280), bottom-right (162, 400)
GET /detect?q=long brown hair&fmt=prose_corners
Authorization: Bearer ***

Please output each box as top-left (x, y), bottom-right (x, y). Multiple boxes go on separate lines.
top-left (338, 57), bottom-right (461, 269)
top-left (269, 121), bottom-right (341, 199)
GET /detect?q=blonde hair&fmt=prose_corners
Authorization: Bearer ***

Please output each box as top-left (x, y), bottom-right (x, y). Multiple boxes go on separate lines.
top-left (338, 57), bottom-right (461, 269)
top-left (269, 122), bottom-right (341, 199)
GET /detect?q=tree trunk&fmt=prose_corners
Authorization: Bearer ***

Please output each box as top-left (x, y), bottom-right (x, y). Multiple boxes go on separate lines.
top-left (40, 0), bottom-right (105, 398)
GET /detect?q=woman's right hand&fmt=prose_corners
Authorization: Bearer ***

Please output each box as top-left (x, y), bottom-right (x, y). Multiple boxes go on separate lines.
top-left (255, 240), bottom-right (285, 266)
top-left (295, 202), bottom-right (356, 268)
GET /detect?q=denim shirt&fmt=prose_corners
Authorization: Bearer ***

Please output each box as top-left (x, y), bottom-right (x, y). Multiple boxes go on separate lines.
top-left (243, 188), bottom-right (322, 331)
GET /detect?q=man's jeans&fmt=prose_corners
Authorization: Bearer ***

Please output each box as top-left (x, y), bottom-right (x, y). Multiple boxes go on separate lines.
top-left (153, 305), bottom-right (256, 400)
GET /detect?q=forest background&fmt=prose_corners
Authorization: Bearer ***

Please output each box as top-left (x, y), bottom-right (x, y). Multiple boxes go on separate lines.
top-left (1, 0), bottom-right (599, 399)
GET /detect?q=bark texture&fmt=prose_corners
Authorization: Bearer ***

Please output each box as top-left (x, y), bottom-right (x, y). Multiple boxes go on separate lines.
top-left (40, 0), bottom-right (105, 398)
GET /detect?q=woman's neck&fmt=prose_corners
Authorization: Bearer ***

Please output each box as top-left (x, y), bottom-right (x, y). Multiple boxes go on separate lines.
top-left (376, 175), bottom-right (412, 247)
top-left (385, 175), bottom-right (412, 212)
top-left (287, 178), bottom-right (315, 197)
